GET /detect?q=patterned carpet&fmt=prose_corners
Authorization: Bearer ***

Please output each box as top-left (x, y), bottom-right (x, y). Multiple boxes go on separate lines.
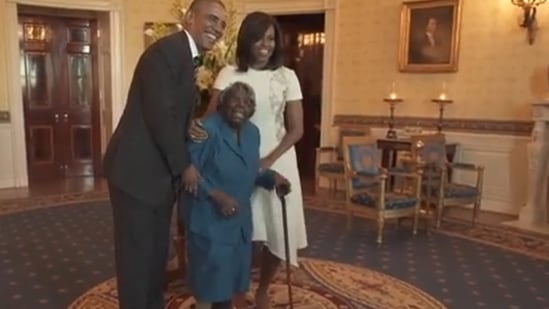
top-left (303, 196), bottom-right (549, 262)
top-left (69, 258), bottom-right (445, 309)
top-left (1, 197), bottom-right (549, 308)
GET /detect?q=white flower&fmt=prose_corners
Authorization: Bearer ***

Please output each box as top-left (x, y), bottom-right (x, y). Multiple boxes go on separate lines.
top-left (216, 40), bottom-right (227, 52)
top-left (195, 66), bottom-right (214, 91)
top-left (144, 28), bottom-right (155, 37)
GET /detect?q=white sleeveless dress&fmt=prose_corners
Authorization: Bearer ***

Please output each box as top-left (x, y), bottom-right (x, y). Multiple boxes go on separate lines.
top-left (213, 65), bottom-right (308, 266)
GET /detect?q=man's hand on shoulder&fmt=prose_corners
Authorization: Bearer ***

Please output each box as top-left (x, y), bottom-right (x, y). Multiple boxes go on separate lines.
top-left (188, 119), bottom-right (208, 142)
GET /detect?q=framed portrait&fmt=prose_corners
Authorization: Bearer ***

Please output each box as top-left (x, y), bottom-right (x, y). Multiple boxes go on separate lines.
top-left (398, 0), bottom-right (462, 73)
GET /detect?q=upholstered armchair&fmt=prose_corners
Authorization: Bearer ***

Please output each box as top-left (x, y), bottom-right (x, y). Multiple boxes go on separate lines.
top-left (315, 125), bottom-right (370, 195)
top-left (409, 134), bottom-right (485, 228)
top-left (341, 135), bottom-right (423, 245)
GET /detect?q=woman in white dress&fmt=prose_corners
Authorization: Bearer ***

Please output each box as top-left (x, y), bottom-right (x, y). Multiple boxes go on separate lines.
top-left (189, 11), bottom-right (308, 309)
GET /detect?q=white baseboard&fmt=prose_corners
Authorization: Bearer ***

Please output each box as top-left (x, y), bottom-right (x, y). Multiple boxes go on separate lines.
top-left (0, 123), bottom-right (15, 189)
top-left (0, 177), bottom-right (14, 188)
top-left (442, 131), bottom-right (528, 216)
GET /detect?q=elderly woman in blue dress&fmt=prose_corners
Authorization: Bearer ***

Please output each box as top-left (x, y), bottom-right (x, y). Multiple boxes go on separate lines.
top-left (180, 81), bottom-right (290, 309)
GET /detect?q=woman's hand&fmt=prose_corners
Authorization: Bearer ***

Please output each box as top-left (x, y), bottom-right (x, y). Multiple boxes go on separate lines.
top-left (272, 171), bottom-right (291, 196)
top-left (210, 190), bottom-right (239, 217)
top-left (259, 156), bottom-right (275, 171)
top-left (188, 119), bottom-right (208, 142)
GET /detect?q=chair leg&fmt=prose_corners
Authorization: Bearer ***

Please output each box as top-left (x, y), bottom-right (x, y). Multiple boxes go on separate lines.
top-left (332, 180), bottom-right (339, 197)
top-left (376, 218), bottom-right (384, 245)
top-left (412, 207), bottom-right (420, 236)
top-left (425, 204), bottom-right (432, 235)
top-left (472, 198), bottom-right (481, 227)
top-left (435, 202), bottom-right (444, 229)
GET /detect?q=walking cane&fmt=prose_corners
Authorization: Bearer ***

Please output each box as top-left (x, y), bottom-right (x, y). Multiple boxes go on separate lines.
top-left (277, 185), bottom-right (294, 309)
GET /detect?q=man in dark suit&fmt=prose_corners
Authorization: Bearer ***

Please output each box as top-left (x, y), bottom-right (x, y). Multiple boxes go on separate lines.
top-left (102, 0), bottom-right (227, 308)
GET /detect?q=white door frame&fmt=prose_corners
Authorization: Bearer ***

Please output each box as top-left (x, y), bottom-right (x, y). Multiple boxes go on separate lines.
top-left (240, 0), bottom-right (338, 147)
top-left (4, 0), bottom-right (125, 187)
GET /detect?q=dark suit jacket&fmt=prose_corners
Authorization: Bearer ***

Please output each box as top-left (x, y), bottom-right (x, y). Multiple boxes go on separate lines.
top-left (103, 31), bottom-right (196, 205)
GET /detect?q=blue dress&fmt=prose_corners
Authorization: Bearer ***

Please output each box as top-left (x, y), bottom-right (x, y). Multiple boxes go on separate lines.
top-left (180, 113), bottom-right (276, 302)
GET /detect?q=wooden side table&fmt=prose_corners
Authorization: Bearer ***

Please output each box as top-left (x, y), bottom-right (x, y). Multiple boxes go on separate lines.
top-left (377, 138), bottom-right (457, 181)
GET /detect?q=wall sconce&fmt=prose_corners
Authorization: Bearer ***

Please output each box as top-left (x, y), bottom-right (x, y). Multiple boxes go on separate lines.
top-left (511, 0), bottom-right (547, 44)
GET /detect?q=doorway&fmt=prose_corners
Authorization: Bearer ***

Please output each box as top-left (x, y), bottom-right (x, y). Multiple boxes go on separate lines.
top-left (275, 14), bottom-right (325, 181)
top-left (18, 6), bottom-right (105, 184)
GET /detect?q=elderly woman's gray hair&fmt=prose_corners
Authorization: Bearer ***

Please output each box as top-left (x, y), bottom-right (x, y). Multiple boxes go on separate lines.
top-left (217, 81), bottom-right (256, 113)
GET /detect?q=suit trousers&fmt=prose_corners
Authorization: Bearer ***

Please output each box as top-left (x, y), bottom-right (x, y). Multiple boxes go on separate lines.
top-left (109, 184), bottom-right (174, 309)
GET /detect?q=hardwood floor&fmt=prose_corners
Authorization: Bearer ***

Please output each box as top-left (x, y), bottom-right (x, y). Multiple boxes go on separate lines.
top-left (0, 177), bottom-right (107, 201)
top-left (0, 177), bottom-right (108, 215)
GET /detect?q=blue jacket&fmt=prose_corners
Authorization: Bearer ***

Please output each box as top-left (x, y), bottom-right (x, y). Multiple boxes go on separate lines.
top-left (180, 113), bottom-right (275, 245)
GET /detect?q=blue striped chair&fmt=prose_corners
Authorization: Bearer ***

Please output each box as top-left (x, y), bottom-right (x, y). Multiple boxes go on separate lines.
top-left (409, 134), bottom-right (484, 228)
top-left (342, 135), bottom-right (423, 245)
top-left (315, 125), bottom-right (370, 195)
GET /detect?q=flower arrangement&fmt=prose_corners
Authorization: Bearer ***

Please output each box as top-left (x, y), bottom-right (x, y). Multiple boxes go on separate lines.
top-left (144, 0), bottom-right (239, 116)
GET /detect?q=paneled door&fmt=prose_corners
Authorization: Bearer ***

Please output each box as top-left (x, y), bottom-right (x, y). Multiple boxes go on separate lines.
top-left (19, 15), bottom-right (101, 183)
top-left (276, 14), bottom-right (325, 179)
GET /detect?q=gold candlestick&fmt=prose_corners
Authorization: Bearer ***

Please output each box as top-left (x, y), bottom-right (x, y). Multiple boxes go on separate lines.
top-left (384, 82), bottom-right (403, 139)
top-left (432, 82), bottom-right (453, 132)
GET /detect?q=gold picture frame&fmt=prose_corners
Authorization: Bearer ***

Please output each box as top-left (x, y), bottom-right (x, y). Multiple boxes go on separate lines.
top-left (398, 0), bottom-right (462, 73)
